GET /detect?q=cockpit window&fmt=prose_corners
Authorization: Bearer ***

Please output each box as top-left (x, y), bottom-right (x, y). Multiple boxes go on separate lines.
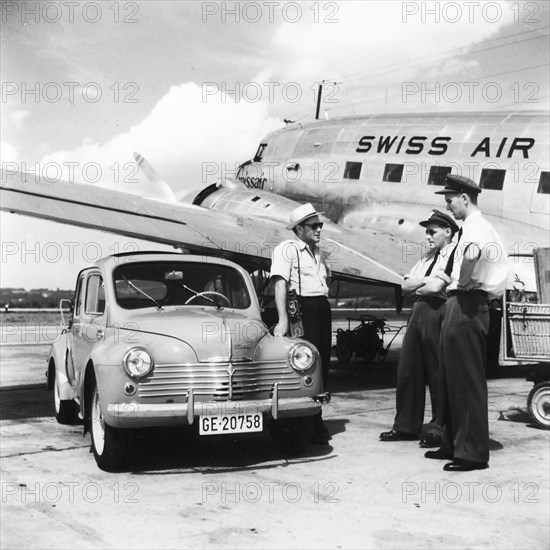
top-left (253, 144), bottom-right (267, 162)
top-left (113, 262), bottom-right (251, 310)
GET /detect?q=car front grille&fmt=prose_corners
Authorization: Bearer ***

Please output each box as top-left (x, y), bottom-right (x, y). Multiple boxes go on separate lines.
top-left (137, 360), bottom-right (301, 400)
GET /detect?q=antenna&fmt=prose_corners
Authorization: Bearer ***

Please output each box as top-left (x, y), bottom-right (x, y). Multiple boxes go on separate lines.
top-left (315, 80), bottom-right (339, 120)
top-left (315, 81), bottom-right (324, 120)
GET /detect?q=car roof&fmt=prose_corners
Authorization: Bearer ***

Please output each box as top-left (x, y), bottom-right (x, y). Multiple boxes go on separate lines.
top-left (95, 251), bottom-right (246, 272)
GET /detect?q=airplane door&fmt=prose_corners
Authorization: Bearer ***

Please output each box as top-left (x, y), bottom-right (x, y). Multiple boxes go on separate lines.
top-left (70, 271), bottom-right (106, 390)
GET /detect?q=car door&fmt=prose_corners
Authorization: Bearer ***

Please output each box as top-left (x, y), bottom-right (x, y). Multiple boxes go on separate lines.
top-left (64, 273), bottom-right (85, 388)
top-left (70, 271), bottom-right (106, 390)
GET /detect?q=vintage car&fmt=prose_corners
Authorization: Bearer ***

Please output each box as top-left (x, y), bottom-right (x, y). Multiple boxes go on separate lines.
top-left (47, 252), bottom-right (328, 471)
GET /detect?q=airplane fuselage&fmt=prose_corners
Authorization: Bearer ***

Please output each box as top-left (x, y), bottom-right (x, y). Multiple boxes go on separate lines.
top-left (233, 111), bottom-right (550, 261)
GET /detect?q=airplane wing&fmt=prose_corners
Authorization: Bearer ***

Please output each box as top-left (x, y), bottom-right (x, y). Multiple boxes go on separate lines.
top-left (0, 170), bottom-right (403, 287)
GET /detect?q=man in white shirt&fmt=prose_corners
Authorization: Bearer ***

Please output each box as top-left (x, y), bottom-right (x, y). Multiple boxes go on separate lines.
top-left (425, 174), bottom-right (507, 472)
top-left (380, 210), bottom-right (458, 447)
top-left (271, 203), bottom-right (332, 445)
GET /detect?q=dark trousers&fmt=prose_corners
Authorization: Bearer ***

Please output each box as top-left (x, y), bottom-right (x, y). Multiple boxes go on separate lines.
top-left (299, 296), bottom-right (332, 390)
top-left (439, 293), bottom-right (490, 463)
top-left (393, 300), bottom-right (444, 435)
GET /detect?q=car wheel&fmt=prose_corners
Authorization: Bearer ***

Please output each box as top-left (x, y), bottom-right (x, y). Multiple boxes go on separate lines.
top-left (527, 382), bottom-right (550, 430)
top-left (269, 416), bottom-right (315, 455)
top-left (53, 369), bottom-right (79, 425)
top-left (90, 379), bottom-right (127, 471)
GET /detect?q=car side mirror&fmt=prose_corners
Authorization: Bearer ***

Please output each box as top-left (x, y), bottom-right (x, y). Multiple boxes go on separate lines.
top-left (60, 298), bottom-right (73, 328)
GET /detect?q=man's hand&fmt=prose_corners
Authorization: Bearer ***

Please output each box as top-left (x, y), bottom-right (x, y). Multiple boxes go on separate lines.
top-left (274, 320), bottom-right (289, 337)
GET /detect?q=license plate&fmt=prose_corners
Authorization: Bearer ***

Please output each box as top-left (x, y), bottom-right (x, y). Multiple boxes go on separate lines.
top-left (199, 413), bottom-right (263, 435)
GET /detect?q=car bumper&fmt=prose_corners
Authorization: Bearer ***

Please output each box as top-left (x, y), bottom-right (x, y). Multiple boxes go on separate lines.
top-left (104, 393), bottom-right (329, 428)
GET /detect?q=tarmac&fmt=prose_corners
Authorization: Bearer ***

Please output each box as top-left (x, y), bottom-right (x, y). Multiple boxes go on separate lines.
top-left (0, 315), bottom-right (549, 549)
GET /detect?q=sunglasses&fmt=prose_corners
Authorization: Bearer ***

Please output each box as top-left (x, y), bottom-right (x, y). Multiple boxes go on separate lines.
top-left (426, 228), bottom-right (443, 236)
top-left (303, 222), bottom-right (324, 230)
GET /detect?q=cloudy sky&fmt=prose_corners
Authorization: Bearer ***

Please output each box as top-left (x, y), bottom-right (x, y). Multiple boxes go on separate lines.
top-left (1, 0), bottom-right (549, 289)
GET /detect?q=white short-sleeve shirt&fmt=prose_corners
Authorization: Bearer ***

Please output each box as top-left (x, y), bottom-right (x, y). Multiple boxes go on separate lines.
top-left (270, 238), bottom-right (331, 297)
top-left (446, 210), bottom-right (508, 299)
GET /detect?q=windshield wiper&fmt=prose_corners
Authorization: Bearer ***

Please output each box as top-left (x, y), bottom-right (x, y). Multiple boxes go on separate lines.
top-left (179, 282), bottom-right (215, 304)
top-left (121, 276), bottom-right (164, 310)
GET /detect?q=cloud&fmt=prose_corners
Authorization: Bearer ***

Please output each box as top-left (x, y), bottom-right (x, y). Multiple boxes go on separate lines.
top-left (0, 141), bottom-right (18, 162)
top-left (10, 110), bottom-right (31, 132)
top-left (39, 82), bottom-right (281, 195)
top-left (270, 1), bottom-right (512, 105)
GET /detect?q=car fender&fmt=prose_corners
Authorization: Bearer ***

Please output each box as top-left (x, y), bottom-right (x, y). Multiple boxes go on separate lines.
top-left (47, 330), bottom-right (74, 401)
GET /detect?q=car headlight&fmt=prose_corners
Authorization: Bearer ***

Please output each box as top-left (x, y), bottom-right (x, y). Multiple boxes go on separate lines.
top-left (123, 348), bottom-right (153, 378)
top-left (288, 343), bottom-right (315, 372)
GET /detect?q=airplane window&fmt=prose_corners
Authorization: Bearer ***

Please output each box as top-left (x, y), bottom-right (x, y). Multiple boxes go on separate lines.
top-left (383, 164), bottom-right (404, 183)
top-left (253, 144), bottom-right (267, 162)
top-left (251, 196), bottom-right (260, 202)
top-left (480, 168), bottom-right (505, 190)
top-left (428, 166), bottom-right (452, 186)
top-left (537, 171), bottom-right (549, 194)
top-left (344, 161), bottom-right (362, 180)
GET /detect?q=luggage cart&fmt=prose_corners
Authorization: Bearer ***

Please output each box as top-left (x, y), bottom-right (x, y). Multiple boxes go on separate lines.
top-left (333, 314), bottom-right (405, 364)
top-left (501, 250), bottom-right (550, 430)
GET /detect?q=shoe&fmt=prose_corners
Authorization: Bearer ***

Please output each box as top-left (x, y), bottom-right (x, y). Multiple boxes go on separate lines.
top-left (379, 429), bottom-right (417, 442)
top-left (424, 449), bottom-right (453, 460)
top-left (311, 435), bottom-right (330, 445)
top-left (443, 460), bottom-right (488, 472)
top-left (419, 434), bottom-right (441, 448)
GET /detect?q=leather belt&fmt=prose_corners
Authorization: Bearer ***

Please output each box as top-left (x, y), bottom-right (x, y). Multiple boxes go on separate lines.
top-left (415, 296), bottom-right (446, 306)
top-left (447, 289), bottom-right (487, 299)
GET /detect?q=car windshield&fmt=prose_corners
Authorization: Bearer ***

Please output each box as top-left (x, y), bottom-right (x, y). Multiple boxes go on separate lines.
top-left (113, 261), bottom-right (251, 310)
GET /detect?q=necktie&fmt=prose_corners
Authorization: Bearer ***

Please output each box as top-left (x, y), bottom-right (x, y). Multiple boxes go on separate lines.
top-left (444, 227), bottom-right (463, 276)
top-left (424, 250), bottom-right (440, 276)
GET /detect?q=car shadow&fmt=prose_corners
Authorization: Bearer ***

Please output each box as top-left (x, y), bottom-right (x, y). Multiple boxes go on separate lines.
top-left (124, 425), bottom-right (336, 474)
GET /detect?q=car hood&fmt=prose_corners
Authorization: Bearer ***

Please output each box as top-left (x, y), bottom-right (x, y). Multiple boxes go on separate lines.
top-left (116, 308), bottom-right (269, 361)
